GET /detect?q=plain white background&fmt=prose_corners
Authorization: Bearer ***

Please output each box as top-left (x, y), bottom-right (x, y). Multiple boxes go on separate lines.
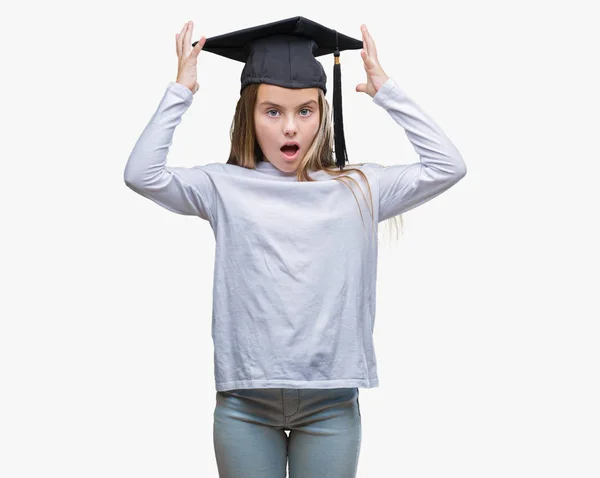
top-left (2, 0), bottom-right (599, 476)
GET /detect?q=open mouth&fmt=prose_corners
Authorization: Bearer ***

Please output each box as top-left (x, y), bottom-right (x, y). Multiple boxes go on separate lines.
top-left (280, 144), bottom-right (300, 160)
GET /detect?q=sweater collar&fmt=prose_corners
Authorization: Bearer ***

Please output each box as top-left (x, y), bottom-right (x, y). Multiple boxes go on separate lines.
top-left (253, 160), bottom-right (341, 182)
top-left (255, 160), bottom-right (298, 178)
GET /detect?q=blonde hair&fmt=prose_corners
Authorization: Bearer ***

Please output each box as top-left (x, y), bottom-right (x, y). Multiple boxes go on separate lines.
top-left (226, 83), bottom-right (403, 244)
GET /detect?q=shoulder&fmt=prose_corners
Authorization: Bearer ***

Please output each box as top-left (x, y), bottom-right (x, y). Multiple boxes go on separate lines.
top-left (342, 162), bottom-right (387, 180)
top-left (190, 162), bottom-right (226, 173)
top-left (352, 162), bottom-right (385, 171)
top-left (192, 162), bottom-right (253, 174)
top-left (190, 162), bottom-right (245, 177)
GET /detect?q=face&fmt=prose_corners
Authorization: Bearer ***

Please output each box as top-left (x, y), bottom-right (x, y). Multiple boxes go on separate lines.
top-left (254, 83), bottom-right (320, 172)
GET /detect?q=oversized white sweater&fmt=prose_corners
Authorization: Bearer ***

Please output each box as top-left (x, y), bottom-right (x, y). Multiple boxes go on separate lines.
top-left (124, 77), bottom-right (467, 391)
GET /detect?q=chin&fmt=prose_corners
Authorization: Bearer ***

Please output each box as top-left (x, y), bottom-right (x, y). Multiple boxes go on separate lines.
top-left (271, 153), bottom-right (302, 171)
top-left (279, 160), bottom-right (299, 169)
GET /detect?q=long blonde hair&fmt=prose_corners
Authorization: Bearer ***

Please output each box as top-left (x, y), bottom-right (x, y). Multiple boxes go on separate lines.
top-left (226, 83), bottom-right (403, 244)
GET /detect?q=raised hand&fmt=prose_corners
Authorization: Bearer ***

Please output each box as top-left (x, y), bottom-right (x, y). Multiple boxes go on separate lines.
top-left (175, 21), bottom-right (206, 94)
top-left (355, 24), bottom-right (389, 98)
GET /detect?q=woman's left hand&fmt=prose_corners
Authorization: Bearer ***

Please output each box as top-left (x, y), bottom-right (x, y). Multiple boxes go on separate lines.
top-left (355, 24), bottom-right (389, 98)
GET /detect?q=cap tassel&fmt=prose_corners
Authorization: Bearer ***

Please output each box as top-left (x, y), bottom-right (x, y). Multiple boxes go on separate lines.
top-left (332, 31), bottom-right (348, 170)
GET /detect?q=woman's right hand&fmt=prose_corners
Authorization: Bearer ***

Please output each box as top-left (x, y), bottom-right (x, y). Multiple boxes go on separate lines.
top-left (175, 21), bottom-right (206, 94)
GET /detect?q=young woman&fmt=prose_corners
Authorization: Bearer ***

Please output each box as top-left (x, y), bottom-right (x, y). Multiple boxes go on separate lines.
top-left (124, 17), bottom-right (467, 478)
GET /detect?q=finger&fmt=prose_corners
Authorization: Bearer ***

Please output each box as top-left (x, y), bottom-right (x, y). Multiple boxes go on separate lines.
top-left (363, 25), bottom-right (378, 60)
top-left (361, 25), bottom-right (370, 58)
top-left (176, 33), bottom-right (181, 58)
top-left (191, 36), bottom-right (206, 58)
top-left (187, 21), bottom-right (195, 51)
top-left (177, 22), bottom-right (186, 57)
top-left (183, 21), bottom-right (192, 57)
top-left (361, 49), bottom-right (374, 69)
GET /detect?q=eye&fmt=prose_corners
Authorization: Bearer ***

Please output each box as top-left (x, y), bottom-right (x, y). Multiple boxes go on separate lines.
top-left (265, 108), bottom-right (313, 117)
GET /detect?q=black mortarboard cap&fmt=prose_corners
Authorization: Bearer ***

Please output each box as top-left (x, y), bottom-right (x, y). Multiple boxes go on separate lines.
top-left (192, 16), bottom-right (363, 170)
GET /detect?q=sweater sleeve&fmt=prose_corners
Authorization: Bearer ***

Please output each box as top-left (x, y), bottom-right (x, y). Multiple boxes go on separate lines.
top-left (371, 77), bottom-right (467, 222)
top-left (123, 81), bottom-right (215, 222)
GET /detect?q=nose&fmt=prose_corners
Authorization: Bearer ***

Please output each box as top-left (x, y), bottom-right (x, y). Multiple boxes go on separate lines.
top-left (282, 115), bottom-right (298, 136)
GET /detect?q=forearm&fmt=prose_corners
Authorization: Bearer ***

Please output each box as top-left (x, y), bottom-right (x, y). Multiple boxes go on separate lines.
top-left (372, 77), bottom-right (466, 177)
top-left (123, 82), bottom-right (194, 187)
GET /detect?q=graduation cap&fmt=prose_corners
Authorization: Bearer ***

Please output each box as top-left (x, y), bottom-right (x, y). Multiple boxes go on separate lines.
top-left (192, 16), bottom-right (363, 170)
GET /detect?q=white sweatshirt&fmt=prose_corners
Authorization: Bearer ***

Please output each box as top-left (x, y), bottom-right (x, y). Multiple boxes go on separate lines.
top-left (124, 77), bottom-right (467, 391)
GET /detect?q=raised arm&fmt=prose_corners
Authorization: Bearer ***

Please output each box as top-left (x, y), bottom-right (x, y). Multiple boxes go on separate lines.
top-left (372, 78), bottom-right (467, 221)
top-left (124, 20), bottom-right (215, 221)
top-left (123, 81), bottom-right (214, 221)
top-left (355, 24), bottom-right (467, 222)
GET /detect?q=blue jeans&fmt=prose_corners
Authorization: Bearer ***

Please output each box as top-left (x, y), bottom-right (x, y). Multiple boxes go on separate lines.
top-left (213, 387), bottom-right (362, 477)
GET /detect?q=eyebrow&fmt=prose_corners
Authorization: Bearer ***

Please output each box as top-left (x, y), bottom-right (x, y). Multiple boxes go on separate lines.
top-left (259, 100), bottom-right (318, 108)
